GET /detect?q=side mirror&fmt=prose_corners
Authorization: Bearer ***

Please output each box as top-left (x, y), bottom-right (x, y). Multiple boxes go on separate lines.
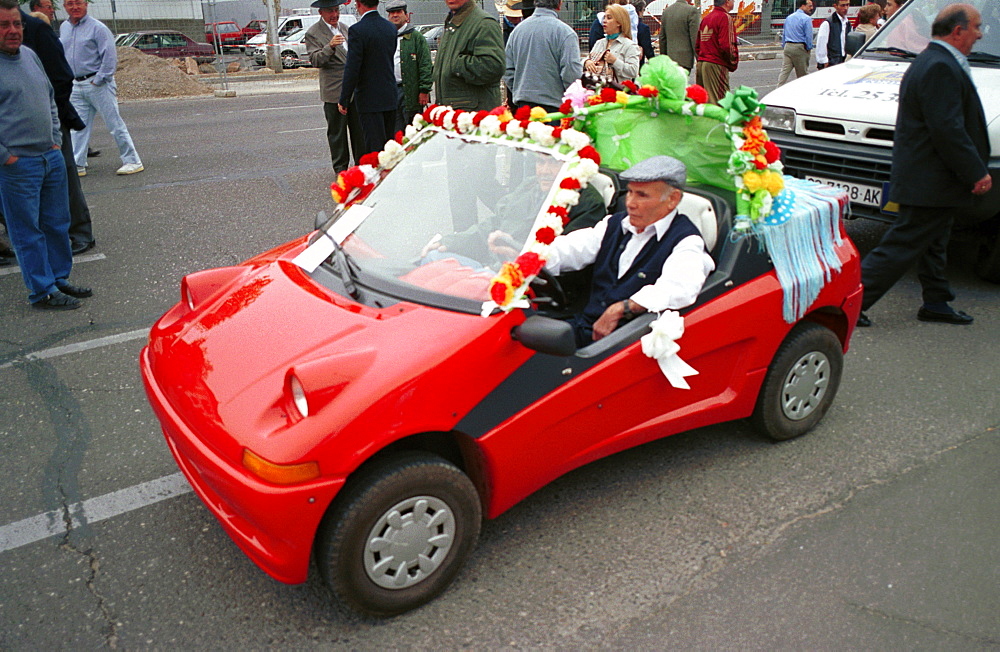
top-left (845, 32), bottom-right (865, 57)
top-left (512, 315), bottom-right (576, 357)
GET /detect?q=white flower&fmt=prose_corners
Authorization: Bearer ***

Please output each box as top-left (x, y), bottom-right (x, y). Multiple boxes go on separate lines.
top-left (560, 128), bottom-right (590, 151)
top-left (442, 110), bottom-right (458, 130)
top-left (411, 113), bottom-right (428, 128)
top-left (358, 164), bottom-right (378, 182)
top-left (456, 111), bottom-right (475, 134)
top-left (429, 105), bottom-right (449, 123)
top-left (480, 115), bottom-right (503, 138)
top-left (378, 140), bottom-right (405, 169)
top-left (526, 121), bottom-right (556, 147)
top-left (571, 158), bottom-right (599, 182)
top-left (404, 124), bottom-right (419, 141)
top-left (552, 188), bottom-right (580, 207)
top-left (505, 120), bottom-right (525, 139)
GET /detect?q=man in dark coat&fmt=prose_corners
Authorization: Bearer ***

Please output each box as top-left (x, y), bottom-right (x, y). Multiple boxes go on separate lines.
top-left (338, 0), bottom-right (397, 156)
top-left (858, 4), bottom-right (991, 327)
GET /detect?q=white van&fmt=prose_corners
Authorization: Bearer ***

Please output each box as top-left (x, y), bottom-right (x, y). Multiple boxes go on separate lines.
top-left (245, 14), bottom-right (323, 50)
top-left (761, 0), bottom-right (1000, 281)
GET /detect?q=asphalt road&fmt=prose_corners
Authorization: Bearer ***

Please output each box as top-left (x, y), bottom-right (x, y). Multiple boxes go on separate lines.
top-left (1, 58), bottom-right (997, 648)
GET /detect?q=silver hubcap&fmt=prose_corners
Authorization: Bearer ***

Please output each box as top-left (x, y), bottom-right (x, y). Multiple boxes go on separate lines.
top-left (780, 350), bottom-right (830, 421)
top-left (364, 495), bottom-right (455, 590)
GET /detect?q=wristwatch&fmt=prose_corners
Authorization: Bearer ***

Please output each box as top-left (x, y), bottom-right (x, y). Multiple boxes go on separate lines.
top-left (622, 299), bottom-right (640, 319)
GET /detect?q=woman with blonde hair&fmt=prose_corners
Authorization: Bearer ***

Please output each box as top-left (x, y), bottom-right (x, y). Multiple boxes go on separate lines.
top-left (584, 4), bottom-right (641, 85)
top-left (855, 3), bottom-right (881, 42)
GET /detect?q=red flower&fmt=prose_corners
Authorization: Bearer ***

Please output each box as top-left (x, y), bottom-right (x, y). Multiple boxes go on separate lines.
top-left (559, 100), bottom-right (572, 114)
top-left (490, 281), bottom-right (510, 305)
top-left (753, 158), bottom-right (768, 170)
top-left (685, 85), bottom-right (709, 104)
top-left (578, 145), bottom-right (601, 164)
top-left (763, 140), bottom-right (781, 163)
top-left (472, 110), bottom-right (489, 126)
top-left (559, 177), bottom-right (581, 190)
top-left (547, 205), bottom-right (569, 220)
top-left (551, 127), bottom-right (564, 140)
top-left (535, 226), bottom-right (557, 245)
top-left (358, 152), bottom-right (380, 167)
top-left (637, 85), bottom-right (659, 98)
top-left (343, 166), bottom-right (367, 186)
top-left (623, 80), bottom-right (638, 92)
top-left (394, 130), bottom-right (404, 144)
top-left (514, 105), bottom-right (532, 121)
top-left (489, 105), bottom-right (508, 116)
top-left (421, 104), bottom-right (438, 122)
top-left (600, 87), bottom-right (618, 103)
top-left (515, 252), bottom-right (544, 277)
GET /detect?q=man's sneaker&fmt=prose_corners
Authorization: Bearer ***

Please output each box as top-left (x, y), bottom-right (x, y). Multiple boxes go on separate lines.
top-left (31, 291), bottom-right (81, 311)
top-left (77, 167), bottom-right (87, 177)
top-left (116, 163), bottom-right (144, 175)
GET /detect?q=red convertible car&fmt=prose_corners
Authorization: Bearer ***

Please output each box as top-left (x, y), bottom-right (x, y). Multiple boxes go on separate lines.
top-left (141, 76), bottom-right (862, 616)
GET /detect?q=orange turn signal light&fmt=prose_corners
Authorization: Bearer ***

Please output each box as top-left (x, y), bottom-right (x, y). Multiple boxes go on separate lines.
top-left (242, 449), bottom-right (320, 485)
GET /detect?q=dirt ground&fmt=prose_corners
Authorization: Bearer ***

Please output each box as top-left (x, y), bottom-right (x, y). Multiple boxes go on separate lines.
top-left (115, 47), bottom-right (213, 101)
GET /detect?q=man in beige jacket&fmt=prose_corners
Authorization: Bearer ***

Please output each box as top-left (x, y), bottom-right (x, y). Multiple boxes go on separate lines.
top-left (659, 0), bottom-right (700, 74)
top-left (305, 0), bottom-right (363, 173)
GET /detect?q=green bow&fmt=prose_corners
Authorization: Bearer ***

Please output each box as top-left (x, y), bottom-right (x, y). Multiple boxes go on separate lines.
top-left (718, 86), bottom-right (763, 125)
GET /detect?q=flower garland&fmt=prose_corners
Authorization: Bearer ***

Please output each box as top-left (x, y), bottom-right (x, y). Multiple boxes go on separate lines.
top-left (325, 103), bottom-right (603, 314)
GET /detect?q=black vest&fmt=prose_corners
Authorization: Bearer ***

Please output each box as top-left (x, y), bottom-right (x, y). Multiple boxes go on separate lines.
top-left (825, 13), bottom-right (851, 63)
top-left (580, 211), bottom-right (702, 330)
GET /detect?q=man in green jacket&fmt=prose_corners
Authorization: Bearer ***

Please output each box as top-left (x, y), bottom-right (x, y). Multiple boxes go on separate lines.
top-left (433, 0), bottom-right (504, 111)
top-left (386, 0), bottom-right (432, 131)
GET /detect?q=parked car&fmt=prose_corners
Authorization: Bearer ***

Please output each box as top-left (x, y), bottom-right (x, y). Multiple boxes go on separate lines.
top-left (251, 28), bottom-right (310, 68)
top-left (118, 30), bottom-right (215, 63)
top-left (241, 19), bottom-right (266, 40)
top-left (761, 0), bottom-right (1000, 281)
top-left (205, 21), bottom-right (245, 49)
top-left (142, 96), bottom-right (861, 617)
top-left (244, 14), bottom-right (325, 52)
top-left (420, 24), bottom-right (443, 50)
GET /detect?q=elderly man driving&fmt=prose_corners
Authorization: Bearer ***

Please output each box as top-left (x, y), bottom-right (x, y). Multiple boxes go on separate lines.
top-left (545, 155), bottom-right (715, 346)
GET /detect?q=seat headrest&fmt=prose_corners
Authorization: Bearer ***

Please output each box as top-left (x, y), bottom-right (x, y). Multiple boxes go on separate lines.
top-left (676, 192), bottom-right (717, 252)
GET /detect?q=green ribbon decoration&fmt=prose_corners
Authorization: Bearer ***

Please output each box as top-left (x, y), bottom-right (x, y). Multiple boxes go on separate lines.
top-left (636, 55), bottom-right (687, 102)
top-left (717, 86), bottom-right (764, 126)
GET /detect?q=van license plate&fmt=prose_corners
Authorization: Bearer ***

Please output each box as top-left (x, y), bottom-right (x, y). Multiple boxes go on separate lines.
top-left (805, 175), bottom-right (882, 208)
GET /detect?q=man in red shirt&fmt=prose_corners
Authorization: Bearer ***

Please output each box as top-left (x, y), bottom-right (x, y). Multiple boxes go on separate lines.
top-left (695, 0), bottom-right (738, 103)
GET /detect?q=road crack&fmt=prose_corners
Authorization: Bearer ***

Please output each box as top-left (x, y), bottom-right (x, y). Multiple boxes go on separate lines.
top-left (844, 600), bottom-right (1000, 646)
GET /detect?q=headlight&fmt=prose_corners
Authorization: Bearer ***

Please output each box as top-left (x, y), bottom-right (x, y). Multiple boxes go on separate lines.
top-left (288, 374), bottom-right (309, 418)
top-left (762, 106), bottom-right (796, 132)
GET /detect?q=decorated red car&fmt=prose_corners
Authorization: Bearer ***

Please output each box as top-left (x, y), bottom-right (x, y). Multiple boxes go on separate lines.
top-left (141, 59), bottom-right (862, 616)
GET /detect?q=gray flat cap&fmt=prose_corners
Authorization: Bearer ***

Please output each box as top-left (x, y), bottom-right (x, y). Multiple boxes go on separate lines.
top-left (619, 155), bottom-right (686, 189)
top-left (385, 0), bottom-right (407, 10)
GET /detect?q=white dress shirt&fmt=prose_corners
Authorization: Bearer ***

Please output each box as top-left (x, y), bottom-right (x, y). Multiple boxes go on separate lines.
top-left (546, 211), bottom-right (715, 313)
top-left (815, 13), bottom-right (850, 65)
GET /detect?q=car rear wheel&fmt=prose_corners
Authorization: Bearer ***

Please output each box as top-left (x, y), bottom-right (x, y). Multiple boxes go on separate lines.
top-left (280, 51), bottom-right (298, 69)
top-left (752, 322), bottom-right (843, 441)
top-left (315, 452), bottom-right (481, 616)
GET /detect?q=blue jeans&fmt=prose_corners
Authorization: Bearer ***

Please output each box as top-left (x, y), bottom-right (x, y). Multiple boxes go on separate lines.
top-left (70, 78), bottom-right (141, 168)
top-left (0, 149), bottom-right (73, 303)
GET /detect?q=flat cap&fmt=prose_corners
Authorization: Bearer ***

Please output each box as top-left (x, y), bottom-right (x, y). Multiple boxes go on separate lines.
top-left (619, 155), bottom-right (686, 189)
top-left (310, 0), bottom-right (349, 8)
top-left (385, 0), bottom-right (407, 10)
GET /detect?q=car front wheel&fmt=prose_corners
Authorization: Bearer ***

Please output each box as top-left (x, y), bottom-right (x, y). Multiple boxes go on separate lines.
top-left (315, 452), bottom-right (481, 616)
top-left (752, 322), bottom-right (843, 441)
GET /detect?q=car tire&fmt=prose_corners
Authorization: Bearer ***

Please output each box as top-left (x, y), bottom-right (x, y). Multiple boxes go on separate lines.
top-left (751, 322), bottom-right (843, 442)
top-left (315, 452), bottom-right (481, 617)
top-left (280, 51), bottom-right (297, 69)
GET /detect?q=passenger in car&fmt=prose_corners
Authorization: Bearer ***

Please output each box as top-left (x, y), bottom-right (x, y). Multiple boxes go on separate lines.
top-left (544, 155), bottom-right (715, 346)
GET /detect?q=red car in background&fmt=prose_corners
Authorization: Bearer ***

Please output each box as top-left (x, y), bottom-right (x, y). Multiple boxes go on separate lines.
top-left (205, 21), bottom-right (245, 49)
top-left (241, 19), bottom-right (266, 40)
top-left (118, 30), bottom-right (215, 63)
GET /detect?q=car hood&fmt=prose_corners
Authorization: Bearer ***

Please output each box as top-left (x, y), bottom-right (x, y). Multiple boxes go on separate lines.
top-left (763, 55), bottom-right (1000, 154)
top-left (146, 256), bottom-right (530, 471)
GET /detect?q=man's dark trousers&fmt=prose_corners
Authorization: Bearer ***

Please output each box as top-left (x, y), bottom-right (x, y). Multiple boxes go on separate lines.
top-left (860, 204), bottom-right (956, 310)
top-left (323, 101), bottom-right (364, 174)
top-left (61, 126), bottom-right (94, 248)
top-left (358, 109), bottom-right (396, 156)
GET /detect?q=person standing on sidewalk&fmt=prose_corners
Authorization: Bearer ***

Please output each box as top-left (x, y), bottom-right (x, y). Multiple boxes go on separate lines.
top-left (660, 0), bottom-right (700, 75)
top-left (60, 0), bottom-right (143, 176)
top-left (504, 0), bottom-right (580, 114)
top-left (385, 0), bottom-right (432, 131)
top-left (857, 4), bottom-right (990, 327)
top-left (695, 0), bottom-right (738, 104)
top-left (777, 0), bottom-right (813, 86)
top-left (0, 0), bottom-right (92, 310)
top-left (816, 0), bottom-right (851, 69)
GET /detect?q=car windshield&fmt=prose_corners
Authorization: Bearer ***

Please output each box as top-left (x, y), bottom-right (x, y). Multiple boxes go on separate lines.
top-left (324, 131), bottom-right (569, 309)
top-left (862, 0), bottom-right (1000, 62)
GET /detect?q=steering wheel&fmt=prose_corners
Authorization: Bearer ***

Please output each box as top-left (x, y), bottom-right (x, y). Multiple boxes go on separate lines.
top-left (529, 267), bottom-right (568, 311)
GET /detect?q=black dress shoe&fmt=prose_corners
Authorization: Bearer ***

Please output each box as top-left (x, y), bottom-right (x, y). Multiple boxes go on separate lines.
top-left (56, 282), bottom-right (93, 298)
top-left (31, 291), bottom-right (81, 310)
top-left (857, 312), bottom-right (872, 327)
top-left (71, 240), bottom-right (96, 255)
top-left (87, 148), bottom-right (100, 157)
top-left (917, 307), bottom-right (973, 325)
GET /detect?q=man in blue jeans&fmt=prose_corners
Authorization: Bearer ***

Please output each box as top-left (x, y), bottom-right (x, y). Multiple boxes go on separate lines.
top-left (0, 0), bottom-right (91, 310)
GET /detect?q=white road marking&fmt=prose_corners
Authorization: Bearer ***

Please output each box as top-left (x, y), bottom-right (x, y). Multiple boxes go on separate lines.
top-left (0, 472), bottom-right (192, 554)
top-left (0, 252), bottom-right (106, 277)
top-left (0, 328), bottom-right (150, 370)
top-left (277, 127), bottom-right (325, 134)
top-left (242, 104), bottom-right (314, 112)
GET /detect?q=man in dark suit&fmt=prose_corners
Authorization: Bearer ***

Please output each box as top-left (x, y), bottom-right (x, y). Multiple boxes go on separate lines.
top-left (338, 0), bottom-right (398, 157)
top-left (859, 4), bottom-right (991, 327)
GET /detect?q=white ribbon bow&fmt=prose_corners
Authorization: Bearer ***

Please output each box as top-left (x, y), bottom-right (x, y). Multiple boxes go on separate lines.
top-left (640, 310), bottom-right (698, 390)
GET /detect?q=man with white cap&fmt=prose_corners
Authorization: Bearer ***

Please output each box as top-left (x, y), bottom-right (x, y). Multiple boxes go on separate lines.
top-left (545, 155), bottom-right (715, 346)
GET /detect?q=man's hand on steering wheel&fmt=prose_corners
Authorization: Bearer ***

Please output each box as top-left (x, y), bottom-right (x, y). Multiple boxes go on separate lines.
top-left (487, 230), bottom-right (520, 261)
